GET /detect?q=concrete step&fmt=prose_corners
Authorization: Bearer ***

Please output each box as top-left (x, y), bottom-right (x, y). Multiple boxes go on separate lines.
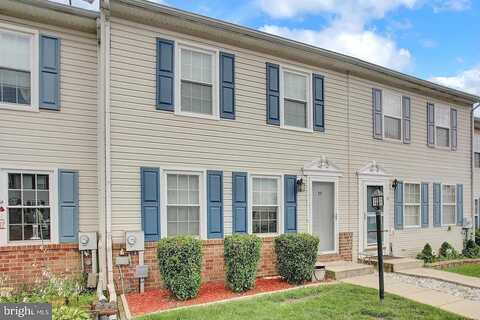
top-left (361, 257), bottom-right (424, 272)
top-left (322, 261), bottom-right (375, 280)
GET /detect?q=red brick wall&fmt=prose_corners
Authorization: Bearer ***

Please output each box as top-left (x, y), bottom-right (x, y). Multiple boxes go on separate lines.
top-left (0, 244), bottom-right (84, 289)
top-left (113, 234), bottom-right (354, 294)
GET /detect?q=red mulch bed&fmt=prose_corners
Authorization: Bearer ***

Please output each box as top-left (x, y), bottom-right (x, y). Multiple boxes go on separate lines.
top-left (126, 278), bottom-right (296, 316)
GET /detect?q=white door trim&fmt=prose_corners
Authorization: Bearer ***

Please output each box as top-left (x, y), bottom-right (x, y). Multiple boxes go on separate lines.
top-left (307, 175), bottom-right (339, 255)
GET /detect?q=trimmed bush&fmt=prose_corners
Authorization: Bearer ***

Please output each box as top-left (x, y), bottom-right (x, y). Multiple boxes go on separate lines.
top-left (476, 229), bottom-right (480, 246)
top-left (416, 243), bottom-right (435, 263)
top-left (224, 234), bottom-right (262, 292)
top-left (157, 236), bottom-right (203, 300)
top-left (463, 239), bottom-right (480, 258)
top-left (274, 233), bottom-right (319, 284)
top-left (439, 241), bottom-right (459, 259)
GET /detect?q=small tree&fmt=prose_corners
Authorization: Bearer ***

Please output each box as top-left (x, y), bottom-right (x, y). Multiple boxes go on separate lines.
top-left (439, 242), bottom-right (459, 260)
top-left (463, 239), bottom-right (480, 258)
top-left (416, 243), bottom-right (435, 263)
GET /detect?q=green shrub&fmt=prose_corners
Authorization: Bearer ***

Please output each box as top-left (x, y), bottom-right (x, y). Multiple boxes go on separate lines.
top-left (224, 234), bottom-right (262, 292)
top-left (416, 243), bottom-right (435, 263)
top-left (439, 241), bottom-right (459, 259)
top-left (274, 233), bottom-right (319, 285)
top-left (475, 229), bottom-right (480, 246)
top-left (157, 236), bottom-right (203, 300)
top-left (463, 239), bottom-right (480, 258)
top-left (52, 306), bottom-right (90, 320)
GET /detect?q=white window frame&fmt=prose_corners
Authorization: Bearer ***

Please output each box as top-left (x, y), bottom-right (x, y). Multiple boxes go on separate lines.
top-left (248, 173), bottom-right (283, 236)
top-left (441, 183), bottom-right (457, 226)
top-left (434, 104), bottom-right (451, 149)
top-left (279, 65), bottom-right (313, 133)
top-left (403, 182), bottom-right (421, 228)
top-left (0, 22), bottom-right (39, 112)
top-left (174, 41), bottom-right (220, 121)
top-left (160, 168), bottom-right (207, 239)
top-left (0, 167), bottom-right (58, 246)
top-left (382, 90), bottom-right (403, 141)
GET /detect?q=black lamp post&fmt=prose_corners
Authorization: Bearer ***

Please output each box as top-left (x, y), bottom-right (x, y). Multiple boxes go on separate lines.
top-left (371, 188), bottom-right (385, 302)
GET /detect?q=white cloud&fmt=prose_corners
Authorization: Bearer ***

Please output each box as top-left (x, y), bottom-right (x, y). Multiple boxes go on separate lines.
top-left (432, 0), bottom-right (471, 13)
top-left (420, 38), bottom-right (437, 48)
top-left (260, 25), bottom-right (412, 71)
top-left (430, 66), bottom-right (480, 96)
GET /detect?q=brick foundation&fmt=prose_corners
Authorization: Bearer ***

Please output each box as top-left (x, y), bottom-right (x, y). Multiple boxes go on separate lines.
top-left (113, 234), bottom-right (353, 294)
top-left (0, 244), bottom-right (84, 289)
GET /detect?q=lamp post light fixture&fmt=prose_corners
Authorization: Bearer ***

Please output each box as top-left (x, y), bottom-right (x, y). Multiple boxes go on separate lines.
top-left (371, 188), bottom-right (385, 302)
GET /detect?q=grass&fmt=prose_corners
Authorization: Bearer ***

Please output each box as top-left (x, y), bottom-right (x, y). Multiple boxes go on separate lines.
top-left (444, 263), bottom-right (480, 278)
top-left (138, 283), bottom-right (465, 320)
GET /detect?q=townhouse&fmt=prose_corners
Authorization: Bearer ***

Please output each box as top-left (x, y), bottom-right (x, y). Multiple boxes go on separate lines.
top-left (0, 0), bottom-right (478, 294)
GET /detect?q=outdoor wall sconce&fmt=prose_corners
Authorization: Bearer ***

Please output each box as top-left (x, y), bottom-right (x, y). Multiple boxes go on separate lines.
top-left (392, 179), bottom-right (399, 190)
top-left (296, 178), bottom-right (305, 193)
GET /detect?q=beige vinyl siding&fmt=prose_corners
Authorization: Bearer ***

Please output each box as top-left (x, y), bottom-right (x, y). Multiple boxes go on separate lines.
top-left (0, 15), bottom-right (98, 234)
top-left (108, 16), bottom-right (472, 259)
top-left (109, 17), bottom-right (350, 242)
top-left (474, 129), bottom-right (480, 199)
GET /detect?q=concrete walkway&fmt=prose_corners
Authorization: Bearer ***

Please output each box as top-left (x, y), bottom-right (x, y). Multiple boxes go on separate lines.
top-left (341, 274), bottom-right (480, 319)
top-left (398, 268), bottom-right (480, 289)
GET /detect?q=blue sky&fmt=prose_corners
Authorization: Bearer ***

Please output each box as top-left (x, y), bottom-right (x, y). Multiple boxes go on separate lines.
top-left (53, 0), bottom-right (480, 96)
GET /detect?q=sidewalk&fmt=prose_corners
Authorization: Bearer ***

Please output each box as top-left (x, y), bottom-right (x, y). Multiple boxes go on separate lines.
top-left (341, 274), bottom-right (480, 319)
top-left (398, 267), bottom-right (480, 289)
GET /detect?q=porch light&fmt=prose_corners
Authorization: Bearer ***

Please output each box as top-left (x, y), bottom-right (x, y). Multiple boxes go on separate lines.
top-left (371, 188), bottom-right (384, 210)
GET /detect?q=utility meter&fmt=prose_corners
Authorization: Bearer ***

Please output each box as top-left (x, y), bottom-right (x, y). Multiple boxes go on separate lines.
top-left (125, 231), bottom-right (144, 251)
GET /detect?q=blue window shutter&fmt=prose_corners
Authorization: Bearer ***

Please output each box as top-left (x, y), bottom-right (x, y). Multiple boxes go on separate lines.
top-left (207, 171), bottom-right (223, 239)
top-left (457, 184), bottom-right (463, 226)
top-left (59, 170), bottom-right (79, 242)
top-left (421, 183), bottom-right (429, 228)
top-left (220, 52), bottom-right (235, 119)
top-left (40, 35), bottom-right (60, 110)
top-left (427, 103), bottom-right (435, 147)
top-left (402, 96), bottom-right (411, 144)
top-left (372, 88), bottom-right (382, 139)
top-left (266, 63), bottom-right (280, 125)
top-left (313, 74), bottom-right (325, 132)
top-left (284, 175), bottom-right (297, 233)
top-left (232, 172), bottom-right (247, 233)
top-left (394, 181), bottom-right (403, 229)
top-left (156, 38), bottom-right (174, 111)
top-left (141, 167), bottom-right (160, 241)
top-left (451, 109), bottom-right (458, 151)
top-left (433, 183), bottom-right (441, 227)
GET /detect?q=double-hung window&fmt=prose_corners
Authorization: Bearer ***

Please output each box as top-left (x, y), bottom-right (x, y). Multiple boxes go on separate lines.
top-left (436, 105), bottom-right (451, 148)
top-left (7, 172), bottom-right (51, 241)
top-left (474, 153), bottom-right (480, 168)
top-left (282, 70), bottom-right (310, 129)
top-left (252, 177), bottom-right (280, 234)
top-left (404, 183), bottom-right (420, 227)
top-left (179, 46), bottom-right (216, 117)
top-left (383, 91), bottom-right (402, 140)
top-left (0, 25), bottom-right (38, 111)
top-left (166, 173), bottom-right (200, 236)
top-left (442, 184), bottom-right (456, 225)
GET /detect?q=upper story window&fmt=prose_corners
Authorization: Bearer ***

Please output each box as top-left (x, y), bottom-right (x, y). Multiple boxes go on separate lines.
top-left (179, 47), bottom-right (215, 116)
top-left (252, 176), bottom-right (280, 234)
top-left (436, 105), bottom-right (451, 148)
top-left (404, 183), bottom-right (420, 227)
top-left (442, 184), bottom-right (456, 225)
top-left (383, 91), bottom-right (402, 140)
top-left (7, 172), bottom-right (51, 241)
top-left (283, 70), bottom-right (310, 129)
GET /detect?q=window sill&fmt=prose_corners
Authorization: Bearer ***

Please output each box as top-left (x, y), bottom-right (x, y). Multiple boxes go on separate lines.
top-left (0, 102), bottom-right (39, 113)
top-left (403, 225), bottom-right (421, 229)
top-left (175, 110), bottom-right (220, 121)
top-left (5, 240), bottom-right (53, 246)
top-left (252, 232), bottom-right (280, 238)
top-left (281, 125), bottom-right (313, 133)
top-left (382, 137), bottom-right (403, 144)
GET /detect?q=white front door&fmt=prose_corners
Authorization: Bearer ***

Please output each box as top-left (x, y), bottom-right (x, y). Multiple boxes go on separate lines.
top-left (312, 181), bottom-right (336, 254)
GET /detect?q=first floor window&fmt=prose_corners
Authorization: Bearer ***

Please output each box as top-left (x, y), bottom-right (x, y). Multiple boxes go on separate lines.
top-left (252, 177), bottom-right (279, 234)
top-left (404, 183), bottom-right (420, 227)
top-left (7, 173), bottom-right (50, 241)
top-left (0, 29), bottom-right (32, 106)
top-left (166, 173), bottom-right (200, 236)
top-left (442, 184), bottom-right (456, 225)
top-left (475, 199), bottom-right (479, 230)
top-left (180, 47), bottom-right (214, 116)
top-left (383, 91), bottom-right (402, 140)
top-left (283, 70), bottom-right (308, 128)
top-left (475, 153), bottom-right (480, 168)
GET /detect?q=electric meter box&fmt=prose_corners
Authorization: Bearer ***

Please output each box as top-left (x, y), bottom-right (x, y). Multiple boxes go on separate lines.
top-left (78, 232), bottom-right (97, 251)
top-left (125, 231), bottom-right (144, 251)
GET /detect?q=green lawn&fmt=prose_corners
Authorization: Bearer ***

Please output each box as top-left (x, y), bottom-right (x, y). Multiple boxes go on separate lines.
top-left (138, 283), bottom-right (465, 320)
top-left (444, 263), bottom-right (480, 278)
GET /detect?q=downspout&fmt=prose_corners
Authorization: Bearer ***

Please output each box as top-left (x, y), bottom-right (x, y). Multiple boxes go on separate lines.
top-left (471, 102), bottom-right (480, 237)
top-left (100, 0), bottom-right (116, 301)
